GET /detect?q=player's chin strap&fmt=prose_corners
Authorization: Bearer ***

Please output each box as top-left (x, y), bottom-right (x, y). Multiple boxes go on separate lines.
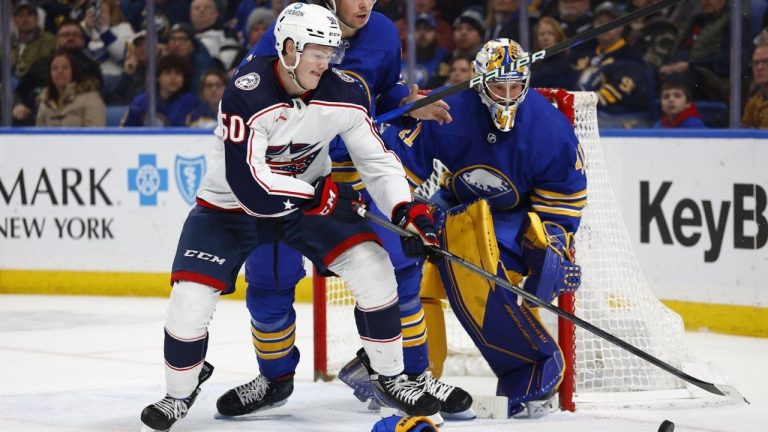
top-left (278, 51), bottom-right (309, 93)
top-left (352, 203), bottom-right (749, 404)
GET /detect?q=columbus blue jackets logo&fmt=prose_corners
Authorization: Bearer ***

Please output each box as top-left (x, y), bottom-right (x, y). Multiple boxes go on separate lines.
top-left (266, 142), bottom-right (322, 175)
top-left (235, 73), bottom-right (260, 90)
top-left (451, 165), bottom-right (519, 210)
top-left (175, 155), bottom-right (206, 205)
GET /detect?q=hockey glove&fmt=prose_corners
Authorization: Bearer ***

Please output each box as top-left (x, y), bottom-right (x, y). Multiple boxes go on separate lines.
top-left (371, 415), bottom-right (438, 432)
top-left (392, 201), bottom-right (440, 257)
top-left (520, 212), bottom-right (581, 305)
top-left (303, 176), bottom-right (364, 223)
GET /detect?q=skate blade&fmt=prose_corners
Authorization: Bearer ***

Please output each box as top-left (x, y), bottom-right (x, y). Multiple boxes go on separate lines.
top-left (441, 407), bottom-right (477, 420)
top-left (213, 399), bottom-right (288, 419)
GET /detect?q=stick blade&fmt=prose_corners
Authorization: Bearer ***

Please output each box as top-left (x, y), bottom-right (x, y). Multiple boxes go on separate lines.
top-left (715, 384), bottom-right (750, 405)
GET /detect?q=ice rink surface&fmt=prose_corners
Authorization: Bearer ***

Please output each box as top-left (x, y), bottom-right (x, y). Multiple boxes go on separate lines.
top-left (0, 295), bottom-right (765, 432)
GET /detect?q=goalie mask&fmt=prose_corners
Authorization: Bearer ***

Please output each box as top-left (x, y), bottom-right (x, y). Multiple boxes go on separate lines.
top-left (275, 3), bottom-right (344, 90)
top-left (472, 38), bottom-right (531, 132)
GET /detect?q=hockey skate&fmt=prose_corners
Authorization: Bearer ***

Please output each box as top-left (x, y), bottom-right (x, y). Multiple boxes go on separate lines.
top-left (140, 361), bottom-right (214, 432)
top-left (417, 371), bottom-right (476, 420)
top-left (339, 349), bottom-right (440, 419)
top-left (509, 392), bottom-right (557, 418)
top-left (215, 374), bottom-right (294, 417)
top-left (340, 349), bottom-right (475, 420)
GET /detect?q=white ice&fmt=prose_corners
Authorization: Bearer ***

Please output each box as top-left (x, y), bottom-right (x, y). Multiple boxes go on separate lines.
top-left (0, 295), bottom-right (765, 432)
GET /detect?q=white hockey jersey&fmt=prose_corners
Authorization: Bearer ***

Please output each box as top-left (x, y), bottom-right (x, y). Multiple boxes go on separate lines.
top-left (197, 56), bottom-right (411, 218)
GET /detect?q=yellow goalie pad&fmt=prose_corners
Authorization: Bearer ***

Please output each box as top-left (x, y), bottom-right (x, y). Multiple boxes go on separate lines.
top-left (421, 200), bottom-right (504, 377)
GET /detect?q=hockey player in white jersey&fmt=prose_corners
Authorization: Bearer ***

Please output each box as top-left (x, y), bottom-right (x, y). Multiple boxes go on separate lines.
top-left (139, 4), bottom-right (441, 431)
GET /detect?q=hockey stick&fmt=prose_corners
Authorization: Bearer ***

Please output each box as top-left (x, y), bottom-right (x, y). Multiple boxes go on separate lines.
top-left (354, 204), bottom-right (749, 403)
top-left (373, 0), bottom-right (682, 124)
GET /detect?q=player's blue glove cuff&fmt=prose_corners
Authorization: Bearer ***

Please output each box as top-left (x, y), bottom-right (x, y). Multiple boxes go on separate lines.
top-left (371, 415), bottom-right (438, 432)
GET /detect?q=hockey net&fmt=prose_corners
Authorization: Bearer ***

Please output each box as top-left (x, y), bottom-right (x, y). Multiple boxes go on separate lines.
top-left (313, 89), bottom-right (727, 411)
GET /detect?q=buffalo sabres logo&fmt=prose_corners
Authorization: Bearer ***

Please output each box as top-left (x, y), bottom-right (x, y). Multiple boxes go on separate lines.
top-left (235, 72), bottom-right (260, 91)
top-left (175, 155), bottom-right (206, 206)
top-left (451, 165), bottom-right (519, 210)
top-left (266, 142), bottom-right (322, 175)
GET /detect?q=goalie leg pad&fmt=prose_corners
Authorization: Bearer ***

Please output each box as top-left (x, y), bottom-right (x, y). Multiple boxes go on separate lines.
top-left (436, 200), bottom-right (564, 405)
top-left (418, 260), bottom-right (447, 378)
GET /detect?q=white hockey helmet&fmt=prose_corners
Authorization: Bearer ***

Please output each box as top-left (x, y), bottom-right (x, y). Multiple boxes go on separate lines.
top-left (275, 3), bottom-right (343, 75)
top-left (472, 38), bottom-right (531, 132)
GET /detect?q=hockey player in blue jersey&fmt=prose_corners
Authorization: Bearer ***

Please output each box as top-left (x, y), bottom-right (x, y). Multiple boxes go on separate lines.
top-left (377, 38), bottom-right (587, 417)
top-left (223, 0), bottom-right (473, 423)
top-left (139, 4), bottom-right (443, 431)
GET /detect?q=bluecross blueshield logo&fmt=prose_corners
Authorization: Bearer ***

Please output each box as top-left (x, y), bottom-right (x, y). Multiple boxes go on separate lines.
top-left (128, 154), bottom-right (168, 206)
top-left (175, 155), bottom-right (206, 206)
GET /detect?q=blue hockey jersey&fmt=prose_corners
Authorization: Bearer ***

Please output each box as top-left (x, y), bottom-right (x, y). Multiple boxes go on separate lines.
top-left (382, 89), bottom-right (587, 233)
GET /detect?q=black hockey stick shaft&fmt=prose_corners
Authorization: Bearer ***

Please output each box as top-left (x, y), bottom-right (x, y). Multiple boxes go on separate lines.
top-left (374, 0), bottom-right (682, 124)
top-left (355, 204), bottom-right (749, 403)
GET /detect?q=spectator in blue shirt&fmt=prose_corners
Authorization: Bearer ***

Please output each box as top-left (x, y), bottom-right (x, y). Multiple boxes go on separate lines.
top-left (121, 54), bottom-right (198, 127)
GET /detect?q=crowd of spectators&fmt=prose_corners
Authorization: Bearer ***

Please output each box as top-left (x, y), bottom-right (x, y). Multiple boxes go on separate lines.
top-left (3, 0), bottom-right (768, 128)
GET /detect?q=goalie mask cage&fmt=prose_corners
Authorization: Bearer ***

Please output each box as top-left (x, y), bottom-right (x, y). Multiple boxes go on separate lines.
top-left (313, 89), bottom-right (728, 412)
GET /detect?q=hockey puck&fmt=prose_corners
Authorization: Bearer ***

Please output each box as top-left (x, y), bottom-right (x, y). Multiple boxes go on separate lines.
top-left (658, 420), bottom-right (675, 432)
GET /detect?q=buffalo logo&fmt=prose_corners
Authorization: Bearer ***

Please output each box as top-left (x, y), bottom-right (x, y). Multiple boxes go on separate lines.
top-left (175, 155), bottom-right (206, 206)
top-left (235, 72), bottom-right (260, 91)
top-left (452, 165), bottom-right (519, 209)
top-left (461, 168), bottom-right (509, 193)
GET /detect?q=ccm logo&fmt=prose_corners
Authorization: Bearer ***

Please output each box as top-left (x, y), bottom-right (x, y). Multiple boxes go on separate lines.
top-left (320, 189), bottom-right (336, 216)
top-left (184, 250), bottom-right (226, 265)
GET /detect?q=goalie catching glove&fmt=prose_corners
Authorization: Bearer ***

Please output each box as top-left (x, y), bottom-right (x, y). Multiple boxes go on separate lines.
top-left (520, 212), bottom-right (581, 305)
top-left (392, 202), bottom-right (440, 257)
top-left (303, 176), bottom-right (364, 223)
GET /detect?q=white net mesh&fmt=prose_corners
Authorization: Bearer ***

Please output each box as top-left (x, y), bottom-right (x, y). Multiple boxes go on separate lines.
top-left (317, 90), bottom-right (701, 404)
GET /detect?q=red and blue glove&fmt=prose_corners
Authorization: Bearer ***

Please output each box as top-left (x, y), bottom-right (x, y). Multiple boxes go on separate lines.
top-left (303, 176), bottom-right (364, 223)
top-left (392, 201), bottom-right (440, 257)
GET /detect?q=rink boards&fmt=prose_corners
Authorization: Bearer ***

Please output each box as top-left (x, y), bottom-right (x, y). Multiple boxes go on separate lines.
top-left (0, 128), bottom-right (766, 336)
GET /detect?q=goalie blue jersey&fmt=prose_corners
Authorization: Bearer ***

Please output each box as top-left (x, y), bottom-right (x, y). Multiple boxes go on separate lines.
top-left (382, 89), bottom-right (587, 233)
